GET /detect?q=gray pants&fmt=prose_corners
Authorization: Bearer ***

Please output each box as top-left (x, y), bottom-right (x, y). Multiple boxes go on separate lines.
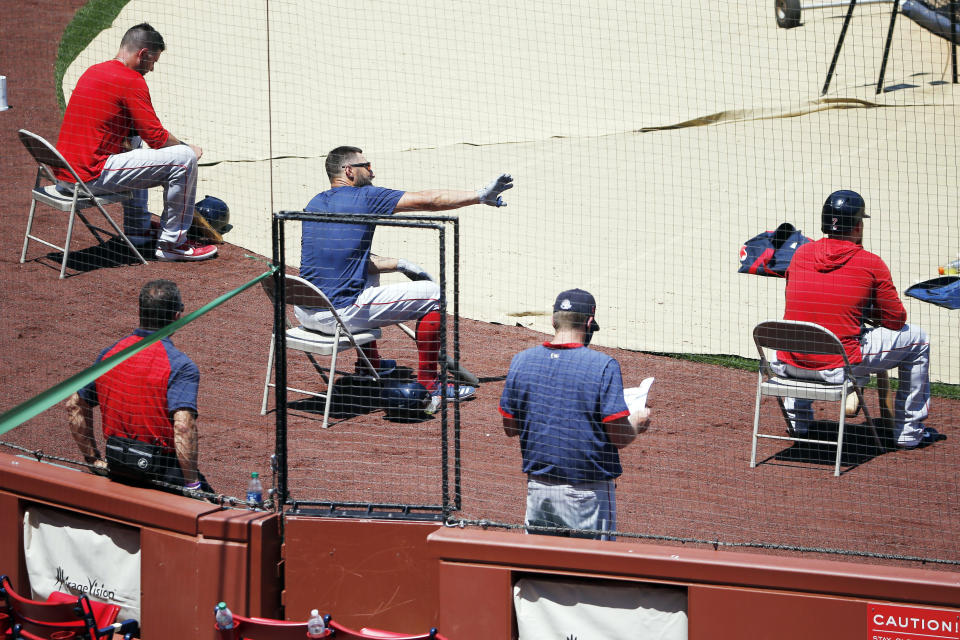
top-left (525, 477), bottom-right (616, 541)
top-left (773, 323), bottom-right (930, 447)
top-left (83, 138), bottom-right (198, 247)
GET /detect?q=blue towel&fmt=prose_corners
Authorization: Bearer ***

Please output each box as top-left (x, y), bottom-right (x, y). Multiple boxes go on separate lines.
top-left (905, 276), bottom-right (960, 310)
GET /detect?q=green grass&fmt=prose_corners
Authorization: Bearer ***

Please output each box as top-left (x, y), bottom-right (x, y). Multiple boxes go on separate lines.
top-left (649, 352), bottom-right (960, 400)
top-left (55, 0), bottom-right (130, 112)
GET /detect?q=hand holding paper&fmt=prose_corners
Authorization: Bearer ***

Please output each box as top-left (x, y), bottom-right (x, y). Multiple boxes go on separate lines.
top-left (624, 377), bottom-right (654, 413)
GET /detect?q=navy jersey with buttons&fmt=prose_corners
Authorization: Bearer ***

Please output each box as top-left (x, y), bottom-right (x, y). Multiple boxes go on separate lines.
top-left (499, 342), bottom-right (630, 483)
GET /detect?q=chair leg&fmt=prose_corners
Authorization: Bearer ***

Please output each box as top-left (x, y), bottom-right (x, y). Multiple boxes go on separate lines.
top-left (750, 370), bottom-right (764, 468)
top-left (834, 418), bottom-right (846, 476)
top-left (20, 199), bottom-right (38, 264)
top-left (261, 335), bottom-right (276, 415)
top-left (60, 205), bottom-right (79, 279)
top-left (835, 384), bottom-right (851, 476)
top-left (323, 328), bottom-right (342, 429)
top-left (856, 386), bottom-right (884, 451)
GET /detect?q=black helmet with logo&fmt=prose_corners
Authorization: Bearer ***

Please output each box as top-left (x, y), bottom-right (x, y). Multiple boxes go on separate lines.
top-left (821, 190), bottom-right (869, 234)
top-left (195, 195), bottom-right (230, 233)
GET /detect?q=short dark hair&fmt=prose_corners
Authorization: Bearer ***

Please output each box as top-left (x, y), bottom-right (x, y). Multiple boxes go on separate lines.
top-left (139, 280), bottom-right (183, 330)
top-left (121, 23), bottom-right (165, 53)
top-left (325, 146), bottom-right (363, 180)
top-left (552, 310), bottom-right (592, 331)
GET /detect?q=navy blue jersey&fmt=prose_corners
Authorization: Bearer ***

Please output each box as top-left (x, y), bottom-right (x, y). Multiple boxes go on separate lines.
top-left (499, 343), bottom-right (630, 483)
top-left (300, 185), bottom-right (405, 309)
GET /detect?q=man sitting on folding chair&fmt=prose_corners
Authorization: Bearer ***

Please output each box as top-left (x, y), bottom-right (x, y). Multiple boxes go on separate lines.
top-left (296, 145), bottom-right (513, 413)
top-left (55, 23), bottom-right (216, 262)
top-left (773, 189), bottom-right (937, 450)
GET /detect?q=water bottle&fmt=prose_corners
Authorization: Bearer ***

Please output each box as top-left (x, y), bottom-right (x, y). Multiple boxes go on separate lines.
top-left (307, 609), bottom-right (326, 638)
top-left (938, 254), bottom-right (960, 275)
top-left (246, 471), bottom-right (263, 505)
top-left (215, 602), bottom-right (234, 630)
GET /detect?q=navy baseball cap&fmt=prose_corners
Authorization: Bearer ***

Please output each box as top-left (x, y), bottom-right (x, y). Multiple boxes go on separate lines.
top-left (554, 289), bottom-right (601, 331)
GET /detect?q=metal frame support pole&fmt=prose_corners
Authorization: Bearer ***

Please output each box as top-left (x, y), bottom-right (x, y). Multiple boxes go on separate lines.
top-left (273, 215), bottom-right (289, 509)
top-left (822, 0), bottom-right (859, 95)
top-left (452, 219), bottom-right (462, 512)
top-left (438, 227), bottom-right (449, 514)
top-left (876, 0), bottom-right (902, 93)
top-left (951, 1), bottom-right (958, 83)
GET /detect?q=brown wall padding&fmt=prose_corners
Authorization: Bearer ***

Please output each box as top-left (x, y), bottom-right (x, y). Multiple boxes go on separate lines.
top-left (0, 453), bottom-right (281, 640)
top-left (4, 451), bottom-right (960, 640)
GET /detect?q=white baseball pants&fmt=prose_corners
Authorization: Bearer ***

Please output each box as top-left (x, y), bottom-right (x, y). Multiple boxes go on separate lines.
top-left (295, 276), bottom-right (440, 334)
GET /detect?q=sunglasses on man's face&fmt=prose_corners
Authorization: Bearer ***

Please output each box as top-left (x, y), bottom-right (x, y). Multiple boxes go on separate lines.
top-left (342, 162), bottom-right (371, 169)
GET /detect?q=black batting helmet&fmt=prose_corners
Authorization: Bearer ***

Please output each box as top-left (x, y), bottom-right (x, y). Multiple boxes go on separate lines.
top-left (380, 379), bottom-right (430, 422)
top-left (821, 190), bottom-right (869, 234)
top-left (195, 196), bottom-right (230, 233)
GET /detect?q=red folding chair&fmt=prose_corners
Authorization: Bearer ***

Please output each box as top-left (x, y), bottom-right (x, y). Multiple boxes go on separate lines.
top-left (214, 611), bottom-right (447, 640)
top-left (0, 575), bottom-right (138, 640)
top-left (328, 619), bottom-right (447, 640)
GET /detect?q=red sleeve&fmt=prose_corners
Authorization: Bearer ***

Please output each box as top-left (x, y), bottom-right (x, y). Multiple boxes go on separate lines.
top-left (497, 406), bottom-right (513, 419)
top-left (601, 410), bottom-right (630, 423)
top-left (869, 254), bottom-right (907, 330)
top-left (126, 76), bottom-right (170, 148)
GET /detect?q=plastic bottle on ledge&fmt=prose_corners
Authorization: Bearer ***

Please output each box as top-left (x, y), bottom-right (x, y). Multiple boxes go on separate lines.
top-left (215, 602), bottom-right (234, 630)
top-left (247, 471), bottom-right (263, 505)
top-left (938, 254), bottom-right (960, 275)
top-left (307, 609), bottom-right (326, 638)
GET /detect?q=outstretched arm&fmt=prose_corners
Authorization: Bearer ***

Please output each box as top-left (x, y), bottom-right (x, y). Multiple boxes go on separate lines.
top-left (394, 174), bottom-right (513, 211)
top-left (395, 189), bottom-right (478, 212)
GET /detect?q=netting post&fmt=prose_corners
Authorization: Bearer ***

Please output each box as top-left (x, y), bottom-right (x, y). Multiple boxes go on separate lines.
top-left (438, 226), bottom-right (449, 514)
top-left (452, 219), bottom-right (462, 512)
top-left (875, 0), bottom-right (901, 94)
top-left (951, 1), bottom-right (958, 83)
top-left (272, 213), bottom-right (289, 509)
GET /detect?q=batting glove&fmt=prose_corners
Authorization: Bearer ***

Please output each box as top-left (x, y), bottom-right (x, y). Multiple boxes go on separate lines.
top-left (397, 258), bottom-right (435, 282)
top-left (476, 173), bottom-right (514, 207)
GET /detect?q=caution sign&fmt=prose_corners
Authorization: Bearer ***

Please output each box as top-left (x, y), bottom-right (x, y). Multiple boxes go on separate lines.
top-left (868, 603), bottom-right (960, 640)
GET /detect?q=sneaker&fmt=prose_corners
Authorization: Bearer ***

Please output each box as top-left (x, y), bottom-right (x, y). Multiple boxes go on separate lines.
top-left (425, 383), bottom-right (477, 414)
top-left (896, 427), bottom-right (944, 450)
top-left (155, 240), bottom-right (218, 262)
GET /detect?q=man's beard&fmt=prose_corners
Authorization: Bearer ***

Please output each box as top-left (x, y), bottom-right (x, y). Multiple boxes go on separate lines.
top-left (354, 174), bottom-right (373, 187)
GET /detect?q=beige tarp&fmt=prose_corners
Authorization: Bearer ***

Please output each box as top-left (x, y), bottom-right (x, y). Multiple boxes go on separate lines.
top-left (65, 1), bottom-right (959, 382)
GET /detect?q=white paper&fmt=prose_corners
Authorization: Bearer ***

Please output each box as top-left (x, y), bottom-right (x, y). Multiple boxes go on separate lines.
top-left (624, 377), bottom-right (654, 413)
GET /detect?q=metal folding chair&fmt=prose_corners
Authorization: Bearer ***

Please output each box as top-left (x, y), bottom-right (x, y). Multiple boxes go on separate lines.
top-left (261, 274), bottom-right (381, 428)
top-left (17, 129), bottom-right (147, 278)
top-left (750, 320), bottom-right (884, 476)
